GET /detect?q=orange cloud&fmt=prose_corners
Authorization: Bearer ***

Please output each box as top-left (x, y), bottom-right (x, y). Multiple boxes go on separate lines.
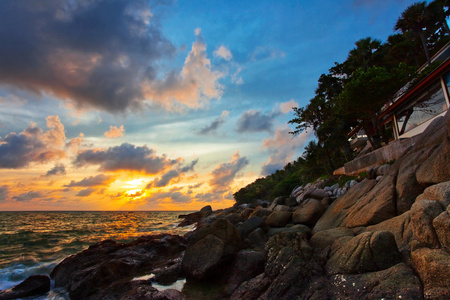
top-left (104, 125), bottom-right (125, 138)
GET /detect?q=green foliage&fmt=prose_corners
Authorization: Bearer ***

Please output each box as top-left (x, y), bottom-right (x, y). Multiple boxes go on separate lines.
top-left (235, 1), bottom-right (450, 205)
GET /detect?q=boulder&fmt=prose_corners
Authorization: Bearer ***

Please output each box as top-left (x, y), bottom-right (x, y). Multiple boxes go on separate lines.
top-left (239, 207), bottom-right (254, 220)
top-left (246, 228), bottom-right (267, 250)
top-left (265, 211), bottom-right (292, 227)
top-left (273, 205), bottom-right (290, 212)
top-left (330, 263), bottom-right (421, 299)
top-left (416, 141), bottom-right (450, 186)
top-left (230, 273), bottom-right (271, 300)
top-left (412, 247), bottom-right (450, 299)
top-left (416, 181), bottom-right (450, 208)
top-left (0, 275), bottom-right (50, 300)
top-left (343, 169), bottom-right (398, 228)
top-left (410, 200), bottom-right (443, 248)
top-left (313, 179), bottom-right (377, 233)
top-left (268, 197), bottom-right (285, 210)
top-left (249, 207), bottom-right (272, 218)
top-left (181, 219), bottom-right (242, 281)
top-left (224, 250), bottom-right (266, 295)
top-left (433, 207), bottom-right (450, 252)
top-left (309, 227), bottom-right (355, 251)
top-left (366, 211), bottom-right (413, 255)
top-left (326, 231), bottom-right (402, 275)
top-left (51, 235), bottom-right (187, 299)
top-left (304, 188), bottom-right (329, 200)
top-left (292, 199), bottom-right (325, 226)
top-left (237, 216), bottom-right (266, 239)
top-left (267, 224), bottom-right (311, 239)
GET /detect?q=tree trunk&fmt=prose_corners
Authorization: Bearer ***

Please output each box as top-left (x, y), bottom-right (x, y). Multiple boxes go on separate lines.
top-left (419, 30), bottom-right (432, 66)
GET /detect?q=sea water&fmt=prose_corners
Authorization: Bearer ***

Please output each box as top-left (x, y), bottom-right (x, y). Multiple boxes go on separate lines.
top-left (0, 211), bottom-right (194, 295)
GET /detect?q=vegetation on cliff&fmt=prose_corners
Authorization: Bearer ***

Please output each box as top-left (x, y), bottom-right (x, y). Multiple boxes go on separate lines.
top-left (235, 0), bottom-right (450, 204)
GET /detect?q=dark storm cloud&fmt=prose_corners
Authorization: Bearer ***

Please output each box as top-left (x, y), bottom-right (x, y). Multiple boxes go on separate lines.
top-left (64, 174), bottom-right (113, 187)
top-left (236, 109), bottom-right (280, 133)
top-left (12, 191), bottom-right (43, 202)
top-left (46, 164), bottom-right (66, 176)
top-left (74, 143), bottom-right (177, 174)
top-left (198, 111), bottom-right (229, 135)
top-left (0, 0), bottom-right (175, 112)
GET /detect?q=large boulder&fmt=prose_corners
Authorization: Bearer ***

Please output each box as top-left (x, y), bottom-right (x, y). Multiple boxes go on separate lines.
top-left (181, 219), bottom-right (242, 281)
top-left (51, 234), bottom-right (187, 299)
top-left (237, 216), bottom-right (266, 239)
top-left (313, 179), bottom-right (377, 233)
top-left (329, 263), bottom-right (422, 299)
top-left (224, 250), bottom-right (266, 295)
top-left (410, 200), bottom-right (443, 248)
top-left (366, 211), bottom-right (413, 256)
top-left (343, 169), bottom-right (398, 228)
top-left (433, 207), bottom-right (450, 252)
top-left (292, 198), bottom-right (325, 225)
top-left (416, 181), bottom-right (450, 208)
top-left (265, 211), bottom-right (292, 227)
top-left (416, 136), bottom-right (450, 186)
top-left (412, 247), bottom-right (450, 299)
top-left (326, 231), bottom-right (402, 275)
top-left (309, 227), bottom-right (355, 251)
top-left (0, 275), bottom-right (50, 300)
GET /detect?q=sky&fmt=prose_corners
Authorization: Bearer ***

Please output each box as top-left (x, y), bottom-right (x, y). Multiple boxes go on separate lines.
top-left (0, 0), bottom-right (420, 211)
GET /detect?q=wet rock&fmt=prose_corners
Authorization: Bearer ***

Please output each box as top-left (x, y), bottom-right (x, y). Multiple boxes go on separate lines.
top-left (181, 219), bottom-right (242, 281)
top-left (326, 231), bottom-right (402, 275)
top-left (0, 275), bottom-right (50, 300)
top-left (50, 234), bottom-right (187, 300)
top-left (178, 205), bottom-right (213, 227)
top-left (265, 211), bottom-right (292, 227)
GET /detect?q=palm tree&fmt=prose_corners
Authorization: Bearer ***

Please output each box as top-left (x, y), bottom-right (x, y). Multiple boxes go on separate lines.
top-left (395, 2), bottom-right (433, 66)
top-left (345, 37), bottom-right (382, 72)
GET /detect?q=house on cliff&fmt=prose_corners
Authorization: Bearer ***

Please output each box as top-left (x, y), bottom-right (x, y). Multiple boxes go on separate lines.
top-left (338, 43), bottom-right (450, 175)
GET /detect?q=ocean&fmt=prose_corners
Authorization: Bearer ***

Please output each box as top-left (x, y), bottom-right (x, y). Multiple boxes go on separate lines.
top-left (0, 211), bottom-right (194, 297)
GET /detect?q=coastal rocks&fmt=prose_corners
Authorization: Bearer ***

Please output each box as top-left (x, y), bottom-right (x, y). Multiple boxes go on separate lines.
top-left (326, 231), bottom-right (402, 275)
top-left (237, 216), bottom-right (266, 239)
top-left (412, 247), bottom-right (450, 299)
top-left (50, 234), bottom-right (187, 300)
top-left (410, 200), bottom-right (443, 248)
top-left (0, 275), bottom-right (50, 300)
top-left (181, 219), bottom-right (242, 281)
top-left (224, 250), bottom-right (265, 295)
top-left (330, 263), bottom-right (422, 299)
top-left (292, 198), bottom-right (325, 225)
top-left (309, 227), bottom-right (355, 251)
top-left (177, 205), bottom-right (213, 227)
top-left (313, 179), bottom-right (377, 233)
top-left (265, 211), bottom-right (292, 227)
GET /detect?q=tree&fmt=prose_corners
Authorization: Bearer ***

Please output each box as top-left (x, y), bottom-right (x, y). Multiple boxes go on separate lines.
top-left (345, 37), bottom-right (382, 73)
top-left (395, 1), bottom-right (434, 66)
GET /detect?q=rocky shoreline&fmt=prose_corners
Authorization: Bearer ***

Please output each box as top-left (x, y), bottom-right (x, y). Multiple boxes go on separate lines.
top-left (1, 112), bottom-right (450, 299)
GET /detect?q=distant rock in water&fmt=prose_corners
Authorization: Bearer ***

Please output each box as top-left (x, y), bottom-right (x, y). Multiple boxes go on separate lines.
top-left (0, 275), bottom-right (50, 300)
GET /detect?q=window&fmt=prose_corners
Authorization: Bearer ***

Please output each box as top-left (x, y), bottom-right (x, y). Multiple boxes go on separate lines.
top-left (396, 81), bottom-right (448, 135)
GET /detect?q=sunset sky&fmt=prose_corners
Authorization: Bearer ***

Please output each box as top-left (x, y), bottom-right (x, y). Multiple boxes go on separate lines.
top-left (0, 0), bottom-right (418, 211)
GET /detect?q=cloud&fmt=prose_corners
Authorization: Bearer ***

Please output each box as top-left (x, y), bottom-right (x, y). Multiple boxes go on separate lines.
top-left (0, 1), bottom-right (224, 113)
top-left (46, 164), bottom-right (66, 176)
top-left (261, 125), bottom-right (311, 175)
top-left (0, 116), bottom-right (66, 169)
top-left (143, 28), bottom-right (224, 111)
top-left (76, 188), bottom-right (96, 197)
top-left (104, 125), bottom-right (125, 138)
top-left (0, 185), bottom-right (9, 201)
top-left (145, 187), bottom-right (192, 203)
top-left (279, 99), bottom-right (299, 114)
top-left (214, 45), bottom-right (233, 61)
top-left (209, 151), bottom-right (249, 193)
top-left (250, 46), bottom-right (286, 61)
top-left (12, 191), bottom-right (43, 202)
top-left (198, 111), bottom-right (229, 135)
top-left (146, 158), bottom-right (198, 188)
top-left (236, 109), bottom-right (280, 133)
top-left (74, 143), bottom-right (177, 174)
top-left (65, 174), bottom-right (113, 187)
